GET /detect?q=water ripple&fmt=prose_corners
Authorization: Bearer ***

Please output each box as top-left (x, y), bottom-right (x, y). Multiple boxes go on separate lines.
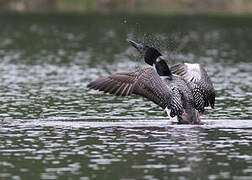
top-left (0, 13), bottom-right (252, 180)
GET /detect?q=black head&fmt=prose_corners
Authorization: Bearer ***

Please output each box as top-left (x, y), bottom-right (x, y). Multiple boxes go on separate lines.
top-left (144, 47), bottom-right (162, 66)
top-left (127, 39), bottom-right (161, 66)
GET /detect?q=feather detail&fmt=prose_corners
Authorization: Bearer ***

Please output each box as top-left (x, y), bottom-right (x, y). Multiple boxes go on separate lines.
top-left (171, 63), bottom-right (215, 111)
top-left (87, 67), bottom-right (184, 117)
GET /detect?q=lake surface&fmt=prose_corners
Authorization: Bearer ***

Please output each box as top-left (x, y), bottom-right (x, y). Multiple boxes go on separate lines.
top-left (0, 13), bottom-right (252, 180)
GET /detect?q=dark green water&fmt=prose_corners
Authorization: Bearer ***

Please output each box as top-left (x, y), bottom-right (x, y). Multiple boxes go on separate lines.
top-left (0, 13), bottom-right (252, 180)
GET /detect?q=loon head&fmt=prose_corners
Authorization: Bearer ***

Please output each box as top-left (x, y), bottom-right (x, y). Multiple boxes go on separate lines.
top-left (127, 39), bottom-right (172, 77)
top-left (127, 39), bottom-right (161, 66)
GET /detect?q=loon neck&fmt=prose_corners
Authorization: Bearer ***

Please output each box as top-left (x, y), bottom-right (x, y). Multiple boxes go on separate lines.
top-left (154, 59), bottom-right (173, 78)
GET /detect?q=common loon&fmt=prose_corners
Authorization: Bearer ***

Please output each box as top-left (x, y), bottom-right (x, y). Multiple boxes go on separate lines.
top-left (87, 40), bottom-right (215, 124)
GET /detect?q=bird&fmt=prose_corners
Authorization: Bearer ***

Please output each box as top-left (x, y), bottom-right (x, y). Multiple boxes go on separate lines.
top-left (87, 40), bottom-right (215, 124)
top-left (127, 40), bottom-right (215, 114)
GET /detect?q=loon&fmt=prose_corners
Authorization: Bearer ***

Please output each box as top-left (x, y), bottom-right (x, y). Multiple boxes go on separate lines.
top-left (87, 40), bottom-right (215, 124)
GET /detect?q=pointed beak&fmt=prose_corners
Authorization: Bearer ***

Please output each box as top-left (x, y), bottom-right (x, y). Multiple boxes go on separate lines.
top-left (127, 39), bottom-right (146, 56)
top-left (127, 39), bottom-right (162, 66)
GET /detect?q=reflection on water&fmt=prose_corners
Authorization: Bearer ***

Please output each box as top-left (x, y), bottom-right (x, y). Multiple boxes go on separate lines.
top-left (0, 13), bottom-right (252, 179)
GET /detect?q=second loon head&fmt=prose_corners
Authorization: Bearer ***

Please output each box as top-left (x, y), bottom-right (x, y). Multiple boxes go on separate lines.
top-left (127, 39), bottom-right (172, 77)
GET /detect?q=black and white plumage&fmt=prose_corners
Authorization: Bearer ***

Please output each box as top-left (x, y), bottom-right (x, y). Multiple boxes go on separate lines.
top-left (127, 40), bottom-right (215, 123)
top-left (170, 63), bottom-right (215, 112)
top-left (87, 40), bottom-right (215, 124)
top-left (87, 67), bottom-right (183, 118)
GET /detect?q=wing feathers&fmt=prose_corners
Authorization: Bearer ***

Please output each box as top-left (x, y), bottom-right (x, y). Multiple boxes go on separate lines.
top-left (87, 67), bottom-right (183, 117)
top-left (171, 63), bottom-right (201, 83)
top-left (171, 63), bottom-right (215, 111)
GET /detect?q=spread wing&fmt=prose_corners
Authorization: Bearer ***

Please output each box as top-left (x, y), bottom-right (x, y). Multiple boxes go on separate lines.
top-left (171, 63), bottom-right (215, 112)
top-left (87, 67), bottom-right (183, 117)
